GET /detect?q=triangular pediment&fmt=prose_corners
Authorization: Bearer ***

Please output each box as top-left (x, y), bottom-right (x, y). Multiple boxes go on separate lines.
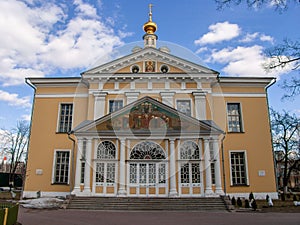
top-left (74, 96), bottom-right (223, 136)
top-left (81, 47), bottom-right (218, 77)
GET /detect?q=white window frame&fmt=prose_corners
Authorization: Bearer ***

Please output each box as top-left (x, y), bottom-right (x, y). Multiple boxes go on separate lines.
top-left (176, 99), bottom-right (193, 117)
top-left (107, 99), bottom-right (124, 114)
top-left (226, 102), bottom-right (244, 133)
top-left (92, 139), bottom-right (119, 196)
top-left (229, 150), bottom-right (249, 186)
top-left (56, 102), bottom-right (74, 133)
top-left (51, 149), bottom-right (71, 184)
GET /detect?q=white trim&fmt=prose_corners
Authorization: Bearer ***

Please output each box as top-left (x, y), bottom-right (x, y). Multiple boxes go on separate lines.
top-left (212, 93), bottom-right (266, 98)
top-left (148, 80), bottom-right (152, 89)
top-left (51, 149), bottom-right (71, 185)
top-left (88, 88), bottom-right (212, 95)
top-left (228, 192), bottom-right (279, 200)
top-left (114, 81), bottom-right (119, 90)
top-left (181, 81), bottom-right (186, 90)
top-left (226, 102), bottom-right (244, 133)
top-left (35, 93), bottom-right (88, 98)
top-left (56, 102), bottom-right (74, 133)
top-left (93, 140), bottom-right (118, 196)
top-left (229, 150), bottom-right (249, 186)
top-left (178, 140), bottom-right (203, 197)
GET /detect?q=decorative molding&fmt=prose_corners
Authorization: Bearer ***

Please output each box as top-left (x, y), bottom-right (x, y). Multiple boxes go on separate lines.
top-left (212, 93), bottom-right (266, 98)
top-left (35, 93), bottom-right (88, 98)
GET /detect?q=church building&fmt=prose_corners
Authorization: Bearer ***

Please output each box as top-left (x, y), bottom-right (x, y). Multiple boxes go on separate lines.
top-left (24, 6), bottom-right (277, 199)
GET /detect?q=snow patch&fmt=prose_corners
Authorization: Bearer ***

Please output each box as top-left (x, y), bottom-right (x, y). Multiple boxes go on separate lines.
top-left (19, 197), bottom-right (65, 209)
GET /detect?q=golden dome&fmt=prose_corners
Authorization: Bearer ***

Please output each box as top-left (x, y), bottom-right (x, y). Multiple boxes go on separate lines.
top-left (143, 21), bottom-right (157, 34)
top-left (143, 4), bottom-right (157, 34)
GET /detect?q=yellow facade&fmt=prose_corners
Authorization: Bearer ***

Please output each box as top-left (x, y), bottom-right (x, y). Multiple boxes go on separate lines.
top-left (24, 19), bottom-right (277, 200)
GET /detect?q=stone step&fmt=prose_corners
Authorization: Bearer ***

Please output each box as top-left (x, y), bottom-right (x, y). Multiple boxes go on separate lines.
top-left (67, 197), bottom-right (227, 211)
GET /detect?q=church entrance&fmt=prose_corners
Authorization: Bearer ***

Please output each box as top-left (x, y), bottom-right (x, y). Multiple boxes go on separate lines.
top-left (127, 141), bottom-right (168, 197)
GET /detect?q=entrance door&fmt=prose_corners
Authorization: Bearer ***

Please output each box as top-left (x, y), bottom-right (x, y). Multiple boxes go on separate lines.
top-left (127, 141), bottom-right (168, 197)
top-left (179, 162), bottom-right (202, 196)
top-left (94, 162), bottom-right (118, 196)
top-left (178, 141), bottom-right (203, 196)
top-left (128, 162), bottom-right (168, 197)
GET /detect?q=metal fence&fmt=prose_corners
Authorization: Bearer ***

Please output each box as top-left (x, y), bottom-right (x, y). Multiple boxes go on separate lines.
top-left (0, 203), bottom-right (19, 225)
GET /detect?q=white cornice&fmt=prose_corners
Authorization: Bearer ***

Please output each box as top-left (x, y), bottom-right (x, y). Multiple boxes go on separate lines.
top-left (35, 93), bottom-right (88, 98)
top-left (83, 74), bottom-right (217, 84)
top-left (212, 93), bottom-right (266, 98)
top-left (26, 77), bottom-right (82, 87)
top-left (87, 88), bottom-right (212, 95)
top-left (217, 77), bottom-right (275, 87)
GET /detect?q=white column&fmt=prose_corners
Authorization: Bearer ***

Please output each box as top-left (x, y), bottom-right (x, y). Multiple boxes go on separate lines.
top-left (93, 92), bottom-right (107, 120)
top-left (193, 92), bottom-right (206, 120)
top-left (72, 139), bottom-right (83, 195)
top-left (169, 139), bottom-right (178, 197)
top-left (213, 138), bottom-right (224, 195)
top-left (83, 139), bottom-right (92, 195)
top-left (198, 139), bottom-right (205, 195)
top-left (204, 138), bottom-right (213, 196)
top-left (125, 92), bottom-right (140, 105)
top-left (160, 92), bottom-right (175, 107)
top-left (118, 138), bottom-right (127, 196)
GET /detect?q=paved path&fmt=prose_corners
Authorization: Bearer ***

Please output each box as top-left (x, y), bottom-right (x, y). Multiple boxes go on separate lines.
top-left (18, 207), bottom-right (300, 225)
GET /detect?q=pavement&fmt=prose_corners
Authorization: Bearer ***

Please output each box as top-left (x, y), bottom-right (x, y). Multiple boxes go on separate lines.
top-left (18, 207), bottom-right (300, 225)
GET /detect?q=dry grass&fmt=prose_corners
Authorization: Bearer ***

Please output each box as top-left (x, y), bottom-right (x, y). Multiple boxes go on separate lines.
top-left (256, 200), bottom-right (300, 213)
top-left (0, 191), bottom-right (21, 200)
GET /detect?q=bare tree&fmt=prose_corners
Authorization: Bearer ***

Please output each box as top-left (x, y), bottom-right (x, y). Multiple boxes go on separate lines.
top-left (264, 39), bottom-right (300, 100)
top-left (271, 109), bottom-right (300, 199)
top-left (215, 0), bottom-right (300, 12)
top-left (265, 39), bottom-right (300, 71)
top-left (215, 0), bottom-right (300, 100)
top-left (1, 121), bottom-right (29, 189)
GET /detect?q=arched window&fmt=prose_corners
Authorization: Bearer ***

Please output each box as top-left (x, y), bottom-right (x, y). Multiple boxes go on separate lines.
top-left (180, 141), bottom-right (200, 160)
top-left (97, 141), bottom-right (116, 159)
top-left (130, 141), bottom-right (166, 160)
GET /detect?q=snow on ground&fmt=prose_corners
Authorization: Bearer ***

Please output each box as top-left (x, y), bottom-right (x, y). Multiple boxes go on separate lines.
top-left (19, 198), bottom-right (65, 209)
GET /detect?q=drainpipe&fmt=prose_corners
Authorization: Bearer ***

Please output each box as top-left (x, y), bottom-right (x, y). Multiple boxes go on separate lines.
top-left (221, 134), bottom-right (226, 195)
top-left (22, 78), bottom-right (36, 199)
top-left (68, 131), bottom-right (76, 197)
top-left (265, 78), bottom-right (278, 197)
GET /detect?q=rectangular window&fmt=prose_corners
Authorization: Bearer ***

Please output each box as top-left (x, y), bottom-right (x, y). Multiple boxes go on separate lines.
top-left (80, 140), bottom-right (86, 184)
top-left (53, 151), bottom-right (70, 184)
top-left (176, 100), bottom-right (191, 116)
top-left (230, 152), bottom-right (248, 186)
top-left (109, 100), bottom-right (123, 113)
top-left (58, 103), bottom-right (73, 133)
top-left (80, 162), bottom-right (85, 184)
top-left (211, 162), bottom-right (215, 185)
top-left (227, 103), bottom-right (242, 132)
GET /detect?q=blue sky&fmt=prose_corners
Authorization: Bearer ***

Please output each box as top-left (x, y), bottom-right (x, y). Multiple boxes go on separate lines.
top-left (0, 0), bottom-right (299, 129)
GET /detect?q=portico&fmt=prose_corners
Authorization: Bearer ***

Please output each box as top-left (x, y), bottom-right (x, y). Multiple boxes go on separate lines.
top-left (71, 96), bottom-right (224, 197)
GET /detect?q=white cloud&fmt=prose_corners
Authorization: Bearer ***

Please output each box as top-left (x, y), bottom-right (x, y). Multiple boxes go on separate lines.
top-left (0, 0), bottom-right (125, 86)
top-left (239, 32), bottom-right (259, 43)
top-left (21, 114), bottom-right (32, 121)
top-left (194, 22), bottom-right (240, 45)
top-left (0, 90), bottom-right (31, 108)
top-left (195, 47), bottom-right (208, 54)
top-left (208, 45), bottom-right (289, 77)
top-left (74, 0), bottom-right (98, 19)
top-left (260, 34), bottom-right (274, 43)
top-left (239, 32), bottom-right (274, 44)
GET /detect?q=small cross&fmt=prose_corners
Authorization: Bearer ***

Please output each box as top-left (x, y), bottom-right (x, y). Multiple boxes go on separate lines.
top-left (149, 3), bottom-right (153, 21)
